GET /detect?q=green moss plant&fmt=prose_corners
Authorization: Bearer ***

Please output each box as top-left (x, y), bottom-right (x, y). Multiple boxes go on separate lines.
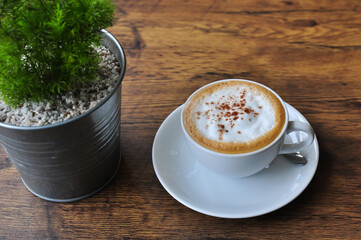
top-left (0, 0), bottom-right (115, 106)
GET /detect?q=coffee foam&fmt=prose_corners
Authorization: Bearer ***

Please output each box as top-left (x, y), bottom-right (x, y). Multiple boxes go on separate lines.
top-left (183, 80), bottom-right (286, 154)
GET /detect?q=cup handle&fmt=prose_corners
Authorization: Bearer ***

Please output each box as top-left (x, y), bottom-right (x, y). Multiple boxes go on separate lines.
top-left (279, 121), bottom-right (314, 154)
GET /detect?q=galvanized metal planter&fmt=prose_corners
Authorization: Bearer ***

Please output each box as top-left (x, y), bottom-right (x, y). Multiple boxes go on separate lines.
top-left (0, 30), bottom-right (126, 202)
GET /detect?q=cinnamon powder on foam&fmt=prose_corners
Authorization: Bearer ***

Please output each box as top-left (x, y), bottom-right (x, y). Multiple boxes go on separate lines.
top-left (183, 81), bottom-right (286, 154)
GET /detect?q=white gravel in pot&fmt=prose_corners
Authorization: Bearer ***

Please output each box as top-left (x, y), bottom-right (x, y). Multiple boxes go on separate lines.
top-left (0, 46), bottom-right (121, 127)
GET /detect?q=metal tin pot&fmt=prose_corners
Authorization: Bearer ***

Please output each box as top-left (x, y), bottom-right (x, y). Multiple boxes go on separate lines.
top-left (0, 30), bottom-right (126, 202)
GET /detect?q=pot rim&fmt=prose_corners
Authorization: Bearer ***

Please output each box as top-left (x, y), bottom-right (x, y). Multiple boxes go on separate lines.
top-left (0, 29), bottom-right (126, 131)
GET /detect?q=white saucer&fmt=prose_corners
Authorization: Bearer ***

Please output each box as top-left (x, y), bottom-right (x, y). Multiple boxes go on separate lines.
top-left (152, 103), bottom-right (319, 218)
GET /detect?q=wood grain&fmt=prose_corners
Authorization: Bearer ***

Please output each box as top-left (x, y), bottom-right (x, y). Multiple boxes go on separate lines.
top-left (1, 0), bottom-right (361, 239)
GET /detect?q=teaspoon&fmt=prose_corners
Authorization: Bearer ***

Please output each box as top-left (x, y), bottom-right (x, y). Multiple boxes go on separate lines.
top-left (282, 152), bottom-right (308, 165)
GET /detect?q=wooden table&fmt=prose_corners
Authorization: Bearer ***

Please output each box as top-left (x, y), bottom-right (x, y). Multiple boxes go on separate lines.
top-left (1, 0), bottom-right (360, 239)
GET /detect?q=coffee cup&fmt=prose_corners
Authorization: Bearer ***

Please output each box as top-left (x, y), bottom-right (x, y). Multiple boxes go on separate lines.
top-left (181, 79), bottom-right (314, 178)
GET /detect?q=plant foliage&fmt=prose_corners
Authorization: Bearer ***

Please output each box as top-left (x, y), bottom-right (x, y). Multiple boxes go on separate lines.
top-left (0, 0), bottom-right (115, 106)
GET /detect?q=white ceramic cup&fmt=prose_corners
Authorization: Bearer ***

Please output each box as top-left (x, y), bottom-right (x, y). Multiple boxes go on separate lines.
top-left (181, 79), bottom-right (314, 178)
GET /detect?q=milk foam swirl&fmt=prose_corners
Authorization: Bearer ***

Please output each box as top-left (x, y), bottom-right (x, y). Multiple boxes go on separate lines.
top-left (194, 85), bottom-right (276, 143)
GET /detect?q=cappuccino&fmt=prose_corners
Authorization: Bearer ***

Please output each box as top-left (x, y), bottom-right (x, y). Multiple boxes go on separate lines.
top-left (182, 80), bottom-right (286, 154)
